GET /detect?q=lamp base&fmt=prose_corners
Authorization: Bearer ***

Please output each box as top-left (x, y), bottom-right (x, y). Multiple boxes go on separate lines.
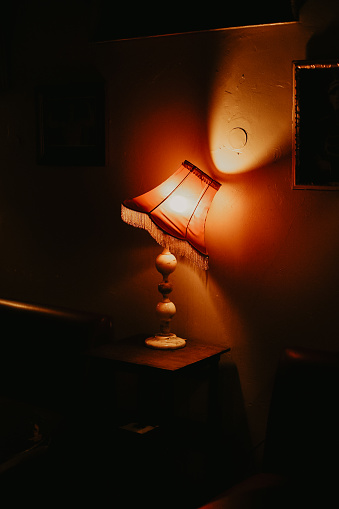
top-left (145, 333), bottom-right (186, 350)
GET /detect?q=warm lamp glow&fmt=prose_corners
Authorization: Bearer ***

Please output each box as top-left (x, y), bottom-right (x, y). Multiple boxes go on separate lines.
top-left (168, 195), bottom-right (190, 213)
top-left (121, 160), bottom-right (221, 349)
top-left (207, 27), bottom-right (293, 174)
top-left (122, 160), bottom-right (221, 270)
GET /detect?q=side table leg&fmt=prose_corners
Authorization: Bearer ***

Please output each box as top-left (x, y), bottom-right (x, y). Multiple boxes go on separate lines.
top-left (207, 356), bottom-right (222, 429)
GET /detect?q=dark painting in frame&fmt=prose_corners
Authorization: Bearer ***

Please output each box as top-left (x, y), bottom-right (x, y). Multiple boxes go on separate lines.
top-left (293, 61), bottom-right (339, 190)
top-left (37, 82), bottom-right (105, 166)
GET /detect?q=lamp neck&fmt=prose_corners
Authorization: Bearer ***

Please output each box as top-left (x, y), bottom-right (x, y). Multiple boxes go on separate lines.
top-left (155, 248), bottom-right (177, 280)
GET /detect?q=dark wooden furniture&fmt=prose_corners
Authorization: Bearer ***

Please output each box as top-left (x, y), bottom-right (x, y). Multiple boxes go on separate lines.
top-left (0, 298), bottom-right (113, 410)
top-left (199, 347), bottom-right (339, 509)
top-left (0, 298), bottom-right (113, 503)
top-left (85, 334), bottom-right (230, 508)
top-left (86, 333), bottom-right (229, 427)
top-left (87, 333), bottom-right (228, 369)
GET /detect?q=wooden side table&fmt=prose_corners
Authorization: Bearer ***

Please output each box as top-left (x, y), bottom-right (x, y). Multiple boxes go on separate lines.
top-left (86, 334), bottom-right (230, 429)
top-left (84, 335), bottom-right (230, 507)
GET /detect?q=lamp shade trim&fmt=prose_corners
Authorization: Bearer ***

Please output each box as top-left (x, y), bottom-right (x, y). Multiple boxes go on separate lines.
top-left (182, 160), bottom-right (220, 190)
top-left (121, 203), bottom-right (209, 269)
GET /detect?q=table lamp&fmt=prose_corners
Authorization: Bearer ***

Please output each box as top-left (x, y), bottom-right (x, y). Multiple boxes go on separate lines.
top-left (121, 160), bottom-right (221, 350)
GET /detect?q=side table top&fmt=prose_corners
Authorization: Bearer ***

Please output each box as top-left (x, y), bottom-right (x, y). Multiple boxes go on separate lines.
top-left (86, 334), bottom-right (230, 372)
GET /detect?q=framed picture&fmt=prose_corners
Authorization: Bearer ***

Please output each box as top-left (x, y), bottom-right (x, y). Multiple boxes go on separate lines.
top-left (37, 83), bottom-right (105, 166)
top-left (293, 61), bottom-right (339, 189)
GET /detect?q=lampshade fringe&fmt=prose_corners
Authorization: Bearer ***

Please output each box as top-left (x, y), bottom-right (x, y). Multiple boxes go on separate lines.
top-left (121, 204), bottom-right (209, 270)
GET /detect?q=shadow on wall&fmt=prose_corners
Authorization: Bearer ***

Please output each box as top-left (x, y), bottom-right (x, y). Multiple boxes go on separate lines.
top-left (101, 30), bottom-right (222, 191)
top-left (209, 151), bottom-right (339, 345)
top-left (305, 0), bottom-right (339, 60)
top-left (206, 150), bottom-right (339, 468)
top-left (218, 360), bottom-right (256, 486)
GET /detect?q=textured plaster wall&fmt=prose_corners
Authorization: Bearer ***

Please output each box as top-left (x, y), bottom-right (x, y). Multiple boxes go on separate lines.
top-left (1, 0), bottom-right (339, 478)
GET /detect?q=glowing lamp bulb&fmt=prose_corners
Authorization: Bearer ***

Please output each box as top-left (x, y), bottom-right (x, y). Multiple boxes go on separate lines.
top-left (168, 195), bottom-right (189, 213)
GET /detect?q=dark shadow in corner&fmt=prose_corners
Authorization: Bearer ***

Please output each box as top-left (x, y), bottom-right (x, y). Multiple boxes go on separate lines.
top-left (212, 360), bottom-right (256, 496)
top-left (306, 18), bottom-right (339, 61)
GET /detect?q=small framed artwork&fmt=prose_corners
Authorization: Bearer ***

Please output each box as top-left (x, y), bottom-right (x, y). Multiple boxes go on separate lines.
top-left (37, 82), bottom-right (105, 166)
top-left (293, 61), bottom-right (339, 189)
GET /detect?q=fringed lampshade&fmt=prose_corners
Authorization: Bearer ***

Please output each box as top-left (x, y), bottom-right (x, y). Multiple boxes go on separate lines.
top-left (121, 160), bottom-right (221, 349)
